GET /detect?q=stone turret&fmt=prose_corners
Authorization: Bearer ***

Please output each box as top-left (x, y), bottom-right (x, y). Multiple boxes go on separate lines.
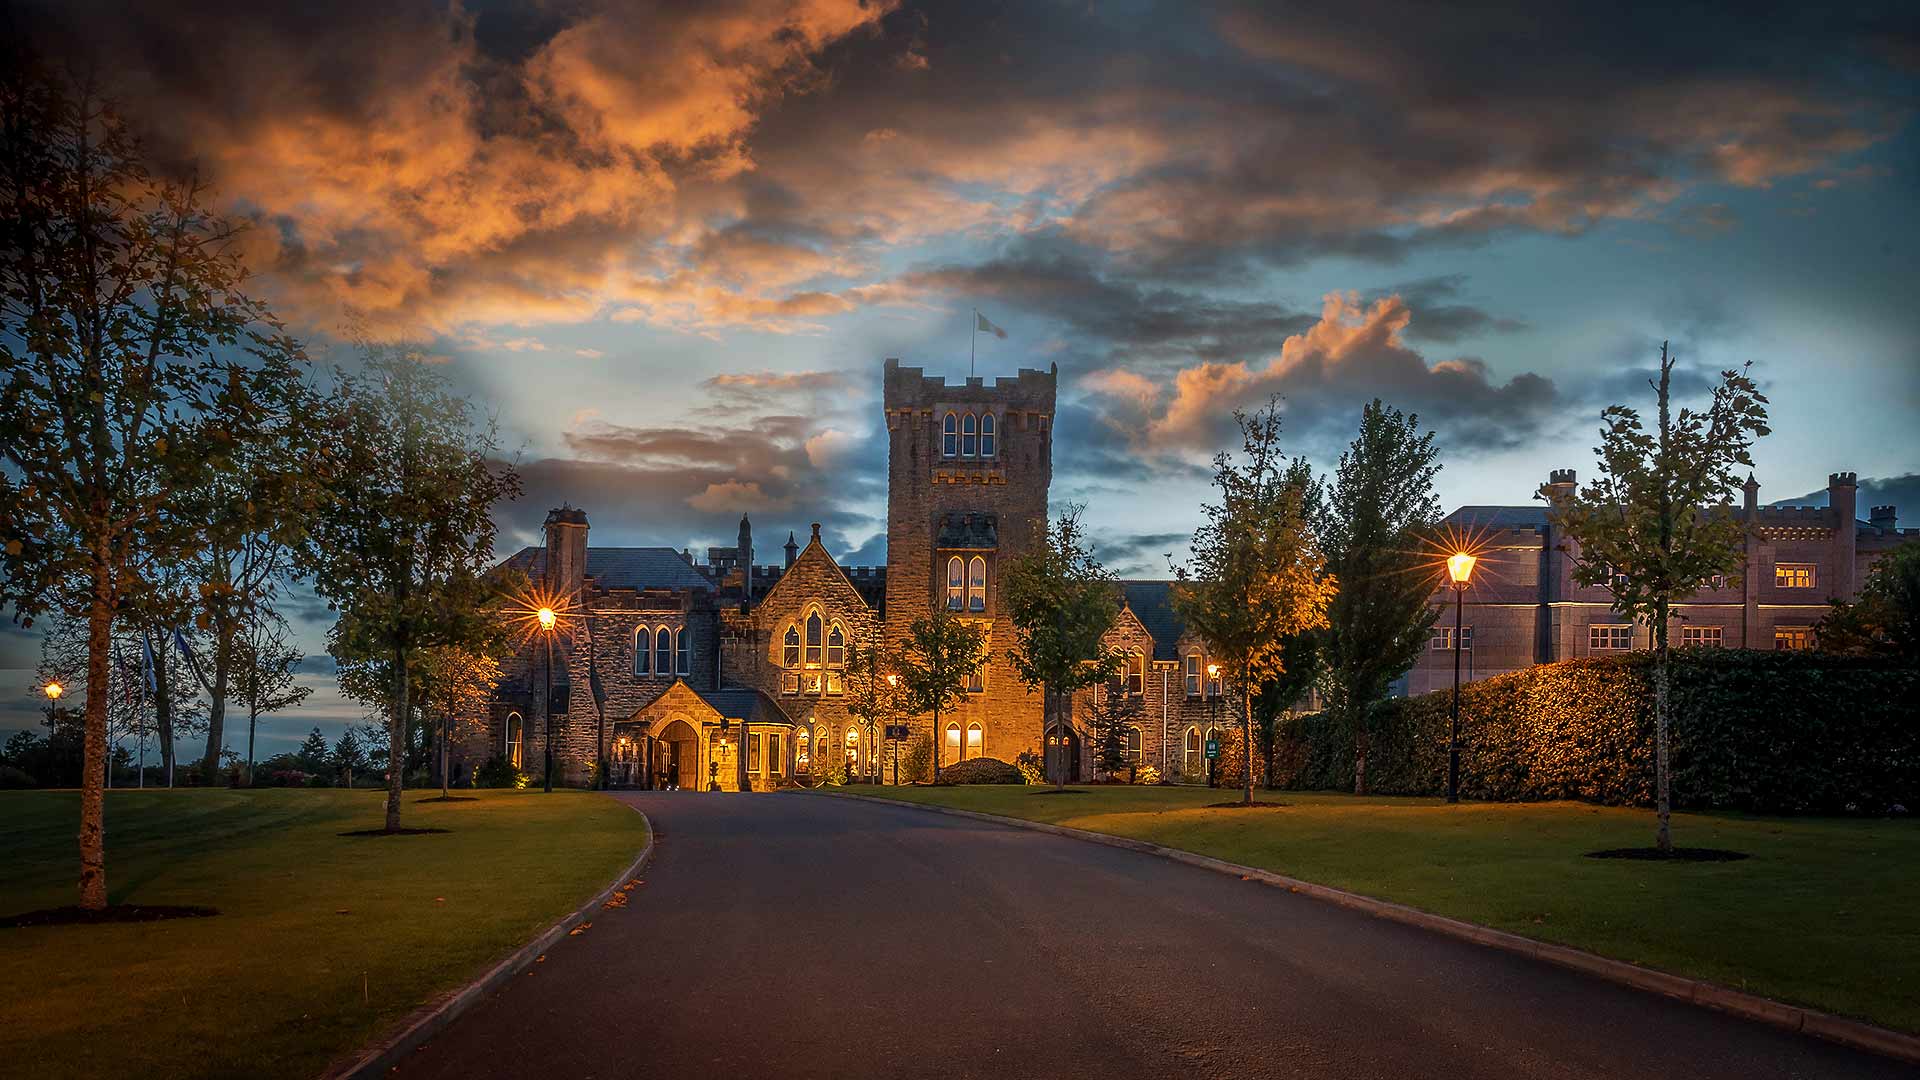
top-left (784, 531), bottom-right (799, 569)
top-left (1829, 472), bottom-right (1857, 598)
top-left (543, 505), bottom-right (589, 601)
top-left (1545, 468), bottom-right (1576, 500)
top-left (1870, 505), bottom-right (1897, 531)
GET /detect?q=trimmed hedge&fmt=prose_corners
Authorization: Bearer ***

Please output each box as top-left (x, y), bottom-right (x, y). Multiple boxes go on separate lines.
top-left (1273, 650), bottom-right (1918, 814)
top-left (939, 757), bottom-right (1025, 785)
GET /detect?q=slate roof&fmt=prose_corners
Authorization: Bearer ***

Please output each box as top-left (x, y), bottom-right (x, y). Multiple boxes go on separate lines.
top-left (693, 686), bottom-right (793, 726)
top-left (1441, 505), bottom-right (1551, 529)
top-left (1116, 580), bottom-right (1187, 662)
top-left (502, 547), bottom-right (715, 593)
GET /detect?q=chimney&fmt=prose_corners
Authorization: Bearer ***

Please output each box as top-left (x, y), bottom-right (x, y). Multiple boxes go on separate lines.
top-left (1545, 468), bottom-right (1576, 501)
top-left (784, 531), bottom-right (799, 569)
top-left (1828, 472), bottom-right (1858, 599)
top-left (1743, 473), bottom-right (1759, 516)
top-left (736, 513), bottom-right (753, 576)
top-left (1870, 505), bottom-right (1897, 531)
top-left (543, 505), bottom-right (589, 601)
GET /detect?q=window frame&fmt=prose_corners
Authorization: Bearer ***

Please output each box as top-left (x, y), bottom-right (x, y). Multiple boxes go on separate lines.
top-left (1680, 625), bottom-right (1723, 647)
top-left (1125, 650), bottom-right (1144, 696)
top-left (961, 412), bottom-right (978, 457)
top-left (980, 412), bottom-right (996, 457)
top-left (634, 628), bottom-right (651, 676)
top-left (783, 625), bottom-right (800, 667)
top-left (1589, 624), bottom-right (1634, 651)
top-left (946, 556), bottom-right (965, 611)
top-left (1124, 724), bottom-right (1143, 763)
top-left (1184, 653), bottom-right (1200, 696)
top-left (967, 556), bottom-right (987, 612)
top-left (826, 624), bottom-right (846, 668)
top-left (654, 627), bottom-right (672, 678)
top-left (769, 732), bottom-right (784, 777)
top-left (1774, 562), bottom-right (1816, 589)
top-left (942, 412), bottom-right (958, 457)
top-left (1430, 626), bottom-right (1474, 651)
top-left (944, 721), bottom-right (962, 765)
top-left (805, 611), bottom-right (823, 666)
top-left (1774, 625), bottom-right (1813, 651)
top-left (1184, 726), bottom-right (1201, 770)
top-left (676, 627), bottom-right (691, 675)
top-left (505, 712), bottom-right (523, 768)
top-left (966, 721), bottom-right (983, 760)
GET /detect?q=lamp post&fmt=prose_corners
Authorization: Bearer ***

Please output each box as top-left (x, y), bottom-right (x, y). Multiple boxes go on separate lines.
top-left (1445, 552), bottom-right (1477, 804)
top-left (885, 673), bottom-right (899, 786)
top-left (43, 681), bottom-right (62, 733)
top-left (1205, 664), bottom-right (1220, 788)
top-left (538, 606), bottom-right (557, 794)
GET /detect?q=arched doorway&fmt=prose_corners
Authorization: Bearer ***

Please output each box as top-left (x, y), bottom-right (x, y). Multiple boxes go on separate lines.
top-left (1046, 725), bottom-right (1082, 783)
top-left (654, 717), bottom-right (700, 790)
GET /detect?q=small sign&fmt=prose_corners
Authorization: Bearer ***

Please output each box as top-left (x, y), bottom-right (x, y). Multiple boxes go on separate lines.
top-left (1204, 738), bottom-right (1220, 760)
top-left (886, 724), bottom-right (911, 741)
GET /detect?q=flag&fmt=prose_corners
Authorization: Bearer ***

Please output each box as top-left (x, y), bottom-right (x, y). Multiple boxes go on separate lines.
top-left (142, 635), bottom-right (157, 694)
top-left (975, 312), bottom-right (1007, 339)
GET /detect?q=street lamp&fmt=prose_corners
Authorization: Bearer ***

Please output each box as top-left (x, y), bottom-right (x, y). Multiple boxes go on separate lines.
top-left (885, 673), bottom-right (899, 785)
top-left (43, 681), bottom-right (62, 732)
top-left (1446, 552), bottom-right (1477, 804)
top-left (538, 607), bottom-right (557, 793)
top-left (1205, 664), bottom-right (1220, 788)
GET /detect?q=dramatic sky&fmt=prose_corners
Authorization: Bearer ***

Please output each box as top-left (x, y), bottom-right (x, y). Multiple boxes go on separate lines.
top-left (4, 0), bottom-right (1918, 747)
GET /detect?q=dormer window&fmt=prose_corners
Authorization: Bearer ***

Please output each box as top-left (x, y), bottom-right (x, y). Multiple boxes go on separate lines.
top-left (980, 413), bottom-right (996, 457)
top-left (826, 624), bottom-right (846, 667)
top-left (946, 556), bottom-right (964, 610)
top-left (783, 625), bottom-right (800, 667)
top-left (1125, 650), bottom-right (1144, 695)
top-left (967, 556), bottom-right (987, 612)
top-left (805, 611), bottom-right (823, 665)
top-left (961, 413), bottom-right (978, 456)
top-left (942, 412), bottom-right (958, 457)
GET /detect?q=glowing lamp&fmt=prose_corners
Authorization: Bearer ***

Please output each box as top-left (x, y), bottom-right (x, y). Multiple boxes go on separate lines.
top-left (1447, 552), bottom-right (1477, 585)
top-left (44, 681), bottom-right (63, 700)
top-left (1205, 663), bottom-right (1219, 679)
top-left (537, 607), bottom-right (557, 630)
top-left (885, 673), bottom-right (898, 687)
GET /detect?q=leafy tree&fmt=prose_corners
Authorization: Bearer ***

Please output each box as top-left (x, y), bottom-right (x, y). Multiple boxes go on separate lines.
top-left (234, 611), bottom-right (310, 783)
top-left (896, 609), bottom-right (988, 782)
top-left (1088, 680), bottom-right (1141, 781)
top-left (1001, 505), bottom-right (1122, 787)
top-left (1542, 342), bottom-right (1768, 853)
top-left (0, 60), bottom-right (304, 904)
top-left (1816, 543), bottom-right (1920, 662)
top-left (1250, 631), bottom-right (1321, 789)
top-left (296, 726), bottom-right (331, 774)
top-left (843, 638), bottom-right (904, 783)
top-left (1315, 400), bottom-right (1443, 794)
top-left (332, 727), bottom-right (366, 788)
top-left (417, 644), bottom-right (505, 795)
top-left (303, 345), bottom-right (520, 831)
top-left (1171, 399), bottom-right (1338, 807)
top-left (34, 611), bottom-right (200, 782)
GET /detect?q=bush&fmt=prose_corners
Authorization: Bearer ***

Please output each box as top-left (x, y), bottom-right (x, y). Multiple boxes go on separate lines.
top-left (0, 764), bottom-right (37, 788)
top-left (473, 754), bottom-right (528, 789)
top-left (1133, 763), bottom-right (1162, 786)
top-left (939, 757), bottom-right (1023, 785)
top-left (1271, 650), bottom-right (1919, 813)
top-left (901, 733), bottom-right (933, 784)
top-left (1014, 749), bottom-right (1045, 785)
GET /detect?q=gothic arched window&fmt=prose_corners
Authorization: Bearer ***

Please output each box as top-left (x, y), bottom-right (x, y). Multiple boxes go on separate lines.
top-left (826, 624), bottom-right (846, 667)
top-left (676, 627), bottom-right (692, 675)
top-left (654, 627), bottom-right (672, 678)
top-left (1126, 650), bottom-right (1144, 695)
top-left (980, 413), bottom-right (996, 457)
top-left (506, 713), bottom-right (523, 768)
top-left (633, 628), bottom-right (651, 676)
top-left (946, 556), bottom-right (964, 610)
top-left (783, 625), bottom-right (800, 667)
top-left (967, 556), bottom-right (987, 612)
top-left (966, 721), bottom-right (983, 760)
top-left (805, 611), bottom-right (823, 666)
top-left (961, 412), bottom-right (978, 457)
top-left (942, 412), bottom-right (958, 457)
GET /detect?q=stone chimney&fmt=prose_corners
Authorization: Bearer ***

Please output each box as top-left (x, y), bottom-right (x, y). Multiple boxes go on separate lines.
top-left (736, 513), bottom-right (753, 576)
top-left (1545, 468), bottom-right (1577, 501)
top-left (543, 505), bottom-right (589, 601)
top-left (1870, 505), bottom-right (1897, 531)
top-left (1742, 473), bottom-right (1759, 516)
top-left (784, 530), bottom-right (799, 569)
top-left (1828, 472), bottom-right (1857, 599)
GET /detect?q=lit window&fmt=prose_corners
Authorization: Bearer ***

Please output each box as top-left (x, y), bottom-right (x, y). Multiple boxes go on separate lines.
top-left (676, 627), bottom-right (691, 675)
top-left (946, 556), bottom-right (964, 610)
top-left (633, 629), bottom-right (651, 675)
top-left (967, 556), bottom-right (987, 612)
top-left (825, 671), bottom-right (844, 695)
top-left (966, 722), bottom-right (983, 760)
top-left (749, 733), bottom-right (763, 775)
top-left (1774, 625), bottom-right (1812, 651)
top-left (980, 413), bottom-right (996, 457)
top-left (806, 612), bottom-right (823, 666)
top-left (826, 624), bottom-right (846, 667)
top-left (1125, 725), bottom-right (1142, 762)
top-left (1184, 726), bottom-right (1200, 769)
top-left (1775, 563), bottom-right (1815, 589)
top-left (797, 728), bottom-right (811, 766)
top-left (1126, 651), bottom-right (1144, 695)
top-left (1589, 624), bottom-right (1634, 651)
top-left (942, 412), bottom-right (957, 457)
top-left (961, 413), bottom-right (977, 457)
top-left (1680, 625), bottom-right (1723, 647)
top-left (1184, 654), bottom-right (1200, 696)
top-left (783, 625), bottom-right (800, 667)
top-left (944, 722), bottom-right (962, 765)
top-left (769, 733), bottom-right (784, 777)
top-left (505, 712), bottom-right (523, 768)
top-left (1430, 626), bottom-right (1473, 650)
top-left (654, 627), bottom-right (672, 677)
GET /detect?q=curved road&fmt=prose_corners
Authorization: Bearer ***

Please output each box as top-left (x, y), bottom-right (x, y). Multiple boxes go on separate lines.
top-left (391, 792), bottom-right (1902, 1079)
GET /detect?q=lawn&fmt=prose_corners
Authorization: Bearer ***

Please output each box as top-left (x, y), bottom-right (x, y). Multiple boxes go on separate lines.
top-left (834, 783), bottom-right (1919, 1034)
top-left (0, 788), bottom-right (646, 1080)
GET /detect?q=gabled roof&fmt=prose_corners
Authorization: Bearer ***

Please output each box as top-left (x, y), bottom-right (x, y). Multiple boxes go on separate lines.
top-left (502, 547), bottom-right (714, 593)
top-left (1441, 506), bottom-right (1551, 530)
top-left (692, 686), bottom-right (793, 727)
top-left (1116, 580), bottom-right (1187, 662)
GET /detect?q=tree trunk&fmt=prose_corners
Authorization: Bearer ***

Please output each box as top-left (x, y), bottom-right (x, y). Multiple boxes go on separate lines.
top-left (151, 629), bottom-right (175, 784)
top-left (932, 701), bottom-right (942, 783)
top-left (1241, 676), bottom-right (1254, 806)
top-left (387, 640), bottom-right (407, 831)
top-left (80, 559), bottom-right (113, 911)
top-left (246, 700), bottom-right (259, 787)
top-left (201, 616), bottom-right (235, 777)
top-left (441, 710), bottom-right (450, 797)
top-left (1353, 705), bottom-right (1368, 796)
top-left (1654, 609), bottom-right (1672, 853)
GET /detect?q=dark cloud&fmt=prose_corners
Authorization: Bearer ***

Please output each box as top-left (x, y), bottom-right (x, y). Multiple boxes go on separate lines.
top-left (1368, 276), bottom-right (1528, 345)
top-left (1777, 473), bottom-right (1920, 528)
top-left (1095, 532), bottom-right (1192, 578)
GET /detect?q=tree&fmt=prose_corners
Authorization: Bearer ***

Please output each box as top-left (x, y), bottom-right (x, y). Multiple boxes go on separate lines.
top-left (1001, 505), bottom-right (1122, 788)
top-left (1171, 399), bottom-right (1338, 807)
top-left (34, 610), bottom-right (202, 784)
top-left (843, 638), bottom-right (903, 783)
top-left (296, 726), bottom-right (331, 775)
top-left (303, 346), bottom-right (520, 832)
top-left (0, 60), bottom-right (306, 905)
top-left (417, 644), bottom-right (505, 795)
top-left (1249, 631), bottom-right (1321, 789)
top-left (1316, 400), bottom-right (1443, 794)
top-left (895, 609), bottom-right (988, 783)
top-left (234, 611), bottom-right (310, 783)
top-left (332, 727), bottom-right (366, 788)
top-left (1542, 343), bottom-right (1768, 853)
top-left (1816, 543), bottom-right (1920, 662)
top-left (1088, 680), bottom-right (1141, 781)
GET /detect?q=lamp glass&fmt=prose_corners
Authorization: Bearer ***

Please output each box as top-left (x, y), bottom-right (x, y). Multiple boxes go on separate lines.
top-left (537, 607), bottom-right (557, 630)
top-left (1447, 552), bottom-right (1478, 585)
top-left (44, 682), bottom-right (62, 700)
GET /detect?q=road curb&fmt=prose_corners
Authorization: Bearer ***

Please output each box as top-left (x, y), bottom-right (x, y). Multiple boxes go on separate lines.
top-left (322, 801), bottom-right (656, 1080)
top-left (813, 789), bottom-right (1920, 1067)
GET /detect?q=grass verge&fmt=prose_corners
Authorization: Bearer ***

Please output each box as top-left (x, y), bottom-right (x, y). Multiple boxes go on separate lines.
top-left (832, 783), bottom-right (1917, 1033)
top-left (0, 788), bottom-right (645, 1080)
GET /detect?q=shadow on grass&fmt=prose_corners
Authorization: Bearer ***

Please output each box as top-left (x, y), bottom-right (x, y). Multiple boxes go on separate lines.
top-left (415, 796), bottom-right (478, 803)
top-left (337, 827), bottom-right (452, 837)
top-left (1031, 789), bottom-right (1091, 796)
top-left (3, 904), bottom-right (218, 928)
top-left (1205, 800), bottom-right (1291, 809)
top-left (1586, 847), bottom-right (1751, 862)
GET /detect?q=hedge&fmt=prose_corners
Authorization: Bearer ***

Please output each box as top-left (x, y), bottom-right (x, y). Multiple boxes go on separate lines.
top-left (938, 757), bottom-right (1025, 785)
top-left (1272, 650), bottom-right (1918, 814)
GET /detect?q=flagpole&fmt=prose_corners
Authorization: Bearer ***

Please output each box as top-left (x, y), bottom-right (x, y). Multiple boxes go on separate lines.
top-left (970, 308), bottom-right (977, 378)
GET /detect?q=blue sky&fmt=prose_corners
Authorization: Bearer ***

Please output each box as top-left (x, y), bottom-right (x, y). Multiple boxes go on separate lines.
top-left (5, 0), bottom-right (1917, 749)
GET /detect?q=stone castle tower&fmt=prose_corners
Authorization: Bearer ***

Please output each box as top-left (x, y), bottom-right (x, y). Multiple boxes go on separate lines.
top-left (882, 358), bottom-right (1057, 763)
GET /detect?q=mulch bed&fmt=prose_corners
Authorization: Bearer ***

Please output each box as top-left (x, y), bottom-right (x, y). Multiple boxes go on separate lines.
top-left (337, 827), bottom-right (452, 837)
top-left (2, 904), bottom-right (219, 928)
top-left (1206, 800), bottom-right (1291, 809)
top-left (414, 795), bottom-right (478, 803)
top-left (1585, 847), bottom-right (1750, 862)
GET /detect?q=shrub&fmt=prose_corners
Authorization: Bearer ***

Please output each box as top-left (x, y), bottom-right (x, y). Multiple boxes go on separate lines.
top-left (1133, 763), bottom-right (1162, 786)
top-left (901, 733), bottom-right (933, 784)
top-left (0, 764), bottom-right (37, 788)
top-left (473, 754), bottom-right (527, 789)
top-left (939, 757), bottom-right (1023, 785)
top-left (1014, 749), bottom-right (1045, 785)
top-left (1270, 650), bottom-right (1918, 813)
top-left (814, 756), bottom-right (850, 786)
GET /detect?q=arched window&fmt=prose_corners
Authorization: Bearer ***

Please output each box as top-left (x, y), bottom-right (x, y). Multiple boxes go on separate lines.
top-left (654, 627), bottom-right (671, 679)
top-left (946, 556), bottom-right (964, 610)
top-left (783, 625), bottom-right (800, 667)
top-left (634, 629), bottom-right (651, 676)
top-left (961, 413), bottom-right (978, 456)
top-left (805, 611), bottom-right (823, 665)
top-left (1184, 726), bottom-right (1200, 770)
top-left (1183, 653), bottom-right (1200, 696)
top-left (966, 721), bottom-right (983, 760)
top-left (967, 556), bottom-right (987, 612)
top-left (676, 627), bottom-right (691, 675)
top-left (1126, 650), bottom-right (1145, 695)
top-left (506, 712), bottom-right (524, 768)
top-left (797, 728), bottom-right (811, 768)
top-left (844, 726), bottom-right (861, 772)
top-left (943, 721), bottom-right (962, 765)
top-left (1125, 725), bottom-right (1143, 763)
top-left (980, 413), bottom-right (996, 457)
top-left (942, 412), bottom-right (958, 457)
top-left (826, 624), bottom-right (846, 667)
